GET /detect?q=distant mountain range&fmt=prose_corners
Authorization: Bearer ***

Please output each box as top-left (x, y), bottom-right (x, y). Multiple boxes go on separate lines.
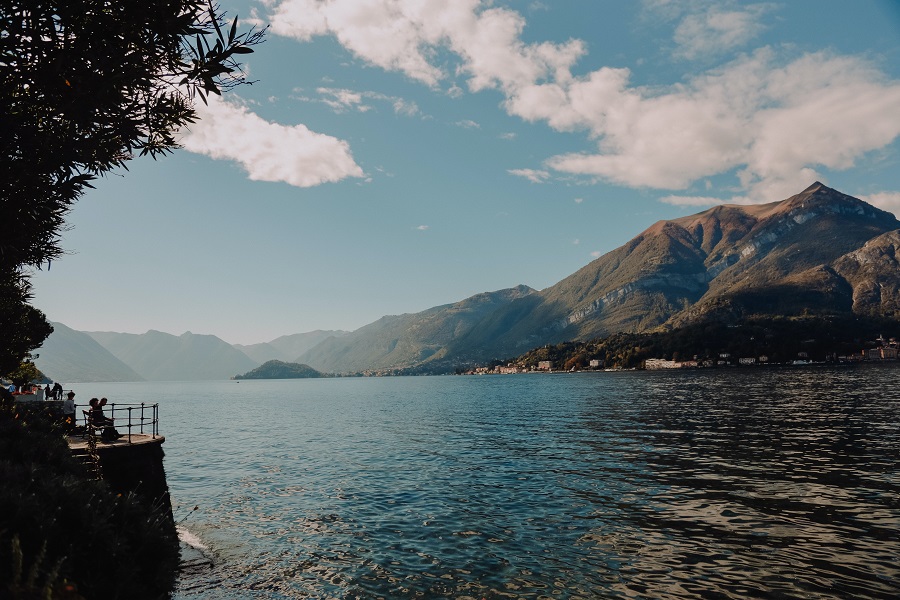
top-left (33, 327), bottom-right (352, 383)
top-left (32, 322), bottom-right (144, 383)
top-left (233, 330), bottom-right (349, 364)
top-left (84, 330), bottom-right (258, 381)
top-left (295, 285), bottom-right (536, 373)
top-left (33, 183), bottom-right (900, 381)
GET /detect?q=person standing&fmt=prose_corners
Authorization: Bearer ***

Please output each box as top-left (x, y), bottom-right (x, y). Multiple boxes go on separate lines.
top-left (62, 391), bottom-right (76, 432)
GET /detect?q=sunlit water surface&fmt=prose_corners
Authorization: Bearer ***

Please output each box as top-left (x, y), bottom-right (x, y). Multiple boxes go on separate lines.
top-left (74, 366), bottom-right (899, 599)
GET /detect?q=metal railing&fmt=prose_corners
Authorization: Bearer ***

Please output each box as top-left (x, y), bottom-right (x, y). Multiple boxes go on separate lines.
top-left (78, 402), bottom-right (160, 444)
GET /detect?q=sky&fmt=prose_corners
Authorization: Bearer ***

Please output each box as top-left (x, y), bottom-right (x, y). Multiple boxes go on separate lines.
top-left (31, 0), bottom-right (900, 346)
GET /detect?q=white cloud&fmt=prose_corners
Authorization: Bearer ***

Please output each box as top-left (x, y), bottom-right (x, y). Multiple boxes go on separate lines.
top-left (860, 192), bottom-right (900, 214)
top-left (267, 0), bottom-right (585, 91)
top-left (660, 195), bottom-right (726, 207)
top-left (672, 3), bottom-right (772, 60)
top-left (181, 95), bottom-right (364, 187)
top-left (572, 238), bottom-right (580, 245)
top-left (316, 87), bottom-right (372, 112)
top-left (266, 1), bottom-right (900, 203)
top-left (508, 168), bottom-right (550, 183)
top-left (590, 250), bottom-right (602, 258)
top-left (545, 50), bottom-right (900, 202)
top-left (574, 197), bottom-right (583, 204)
top-left (392, 98), bottom-right (421, 117)
top-left (499, 132), bottom-right (517, 140)
top-left (267, 0), bottom-right (450, 86)
top-left (456, 119), bottom-right (480, 129)
top-left (309, 87), bottom-right (421, 116)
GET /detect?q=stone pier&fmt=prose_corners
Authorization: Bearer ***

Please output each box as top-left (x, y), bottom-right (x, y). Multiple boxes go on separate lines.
top-left (68, 434), bottom-right (173, 519)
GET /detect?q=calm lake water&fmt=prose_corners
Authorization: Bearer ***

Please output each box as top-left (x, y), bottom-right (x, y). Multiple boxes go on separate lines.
top-left (72, 366), bottom-right (899, 599)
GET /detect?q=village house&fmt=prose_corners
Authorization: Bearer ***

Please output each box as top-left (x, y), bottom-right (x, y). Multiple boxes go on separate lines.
top-left (866, 347), bottom-right (898, 360)
top-left (644, 358), bottom-right (679, 370)
top-left (645, 358), bottom-right (699, 369)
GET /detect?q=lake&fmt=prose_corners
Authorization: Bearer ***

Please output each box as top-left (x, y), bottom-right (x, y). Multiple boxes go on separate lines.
top-left (70, 366), bottom-right (900, 599)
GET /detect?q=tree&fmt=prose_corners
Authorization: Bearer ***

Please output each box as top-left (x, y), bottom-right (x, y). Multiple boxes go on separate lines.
top-left (6, 359), bottom-right (42, 390)
top-left (0, 0), bottom-right (264, 370)
top-left (0, 275), bottom-right (53, 376)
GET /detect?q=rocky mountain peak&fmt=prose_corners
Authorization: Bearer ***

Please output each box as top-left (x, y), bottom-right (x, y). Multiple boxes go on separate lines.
top-left (769, 182), bottom-right (895, 227)
top-left (801, 180), bottom-right (828, 194)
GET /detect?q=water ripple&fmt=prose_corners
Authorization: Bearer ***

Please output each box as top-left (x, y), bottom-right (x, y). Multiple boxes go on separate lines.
top-left (72, 368), bottom-right (900, 598)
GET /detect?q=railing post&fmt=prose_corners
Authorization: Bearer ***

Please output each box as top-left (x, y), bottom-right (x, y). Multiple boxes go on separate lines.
top-left (126, 406), bottom-right (133, 444)
top-left (67, 402), bottom-right (161, 443)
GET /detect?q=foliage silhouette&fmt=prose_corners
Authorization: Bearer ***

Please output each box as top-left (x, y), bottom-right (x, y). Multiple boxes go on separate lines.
top-left (0, 0), bottom-right (264, 374)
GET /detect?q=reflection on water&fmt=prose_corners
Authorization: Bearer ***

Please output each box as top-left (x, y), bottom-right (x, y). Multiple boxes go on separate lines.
top-left (73, 367), bottom-right (900, 598)
top-left (572, 368), bottom-right (899, 600)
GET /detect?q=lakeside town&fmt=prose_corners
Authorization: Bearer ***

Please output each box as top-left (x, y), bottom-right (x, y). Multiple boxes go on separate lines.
top-left (462, 335), bottom-right (900, 374)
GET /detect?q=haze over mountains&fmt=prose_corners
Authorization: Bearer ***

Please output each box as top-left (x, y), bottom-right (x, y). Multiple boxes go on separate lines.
top-left (33, 322), bottom-right (144, 383)
top-left (35, 184), bottom-right (900, 381)
top-left (84, 330), bottom-right (258, 382)
top-left (294, 285), bottom-right (536, 373)
top-left (233, 331), bottom-right (349, 365)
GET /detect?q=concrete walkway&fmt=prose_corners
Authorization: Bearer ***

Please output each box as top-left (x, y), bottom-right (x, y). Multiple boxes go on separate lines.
top-left (67, 433), bottom-right (165, 452)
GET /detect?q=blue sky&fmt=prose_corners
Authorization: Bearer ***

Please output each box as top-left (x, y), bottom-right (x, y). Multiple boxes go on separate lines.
top-left (32, 0), bottom-right (900, 345)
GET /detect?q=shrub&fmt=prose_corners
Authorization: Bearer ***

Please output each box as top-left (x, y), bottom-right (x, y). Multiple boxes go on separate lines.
top-left (0, 401), bottom-right (179, 599)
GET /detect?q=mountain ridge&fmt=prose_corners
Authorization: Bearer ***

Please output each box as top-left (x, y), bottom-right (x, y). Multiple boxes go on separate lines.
top-left (35, 183), bottom-right (900, 378)
top-left (33, 322), bottom-right (145, 383)
top-left (296, 284), bottom-right (536, 373)
top-left (234, 330), bottom-right (350, 364)
top-left (443, 182), bottom-right (900, 360)
top-left (84, 329), bottom-right (258, 381)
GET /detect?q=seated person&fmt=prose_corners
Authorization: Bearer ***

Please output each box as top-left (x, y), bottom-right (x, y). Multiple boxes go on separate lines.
top-left (89, 397), bottom-right (121, 440)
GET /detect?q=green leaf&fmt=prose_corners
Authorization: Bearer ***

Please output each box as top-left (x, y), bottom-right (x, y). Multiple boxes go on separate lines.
top-left (211, 7), bottom-right (224, 42)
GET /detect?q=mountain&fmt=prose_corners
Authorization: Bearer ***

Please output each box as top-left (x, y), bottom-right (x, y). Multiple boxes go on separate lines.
top-left (445, 183), bottom-right (900, 361)
top-left (33, 322), bottom-right (144, 383)
top-left (831, 230), bottom-right (900, 317)
top-left (234, 360), bottom-right (323, 379)
top-left (86, 330), bottom-right (258, 381)
top-left (234, 330), bottom-right (349, 364)
top-left (297, 285), bottom-right (536, 373)
top-left (34, 184), bottom-right (900, 377)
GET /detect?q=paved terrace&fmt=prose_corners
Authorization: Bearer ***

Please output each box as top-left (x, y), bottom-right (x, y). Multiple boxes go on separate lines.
top-left (67, 433), bottom-right (165, 451)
